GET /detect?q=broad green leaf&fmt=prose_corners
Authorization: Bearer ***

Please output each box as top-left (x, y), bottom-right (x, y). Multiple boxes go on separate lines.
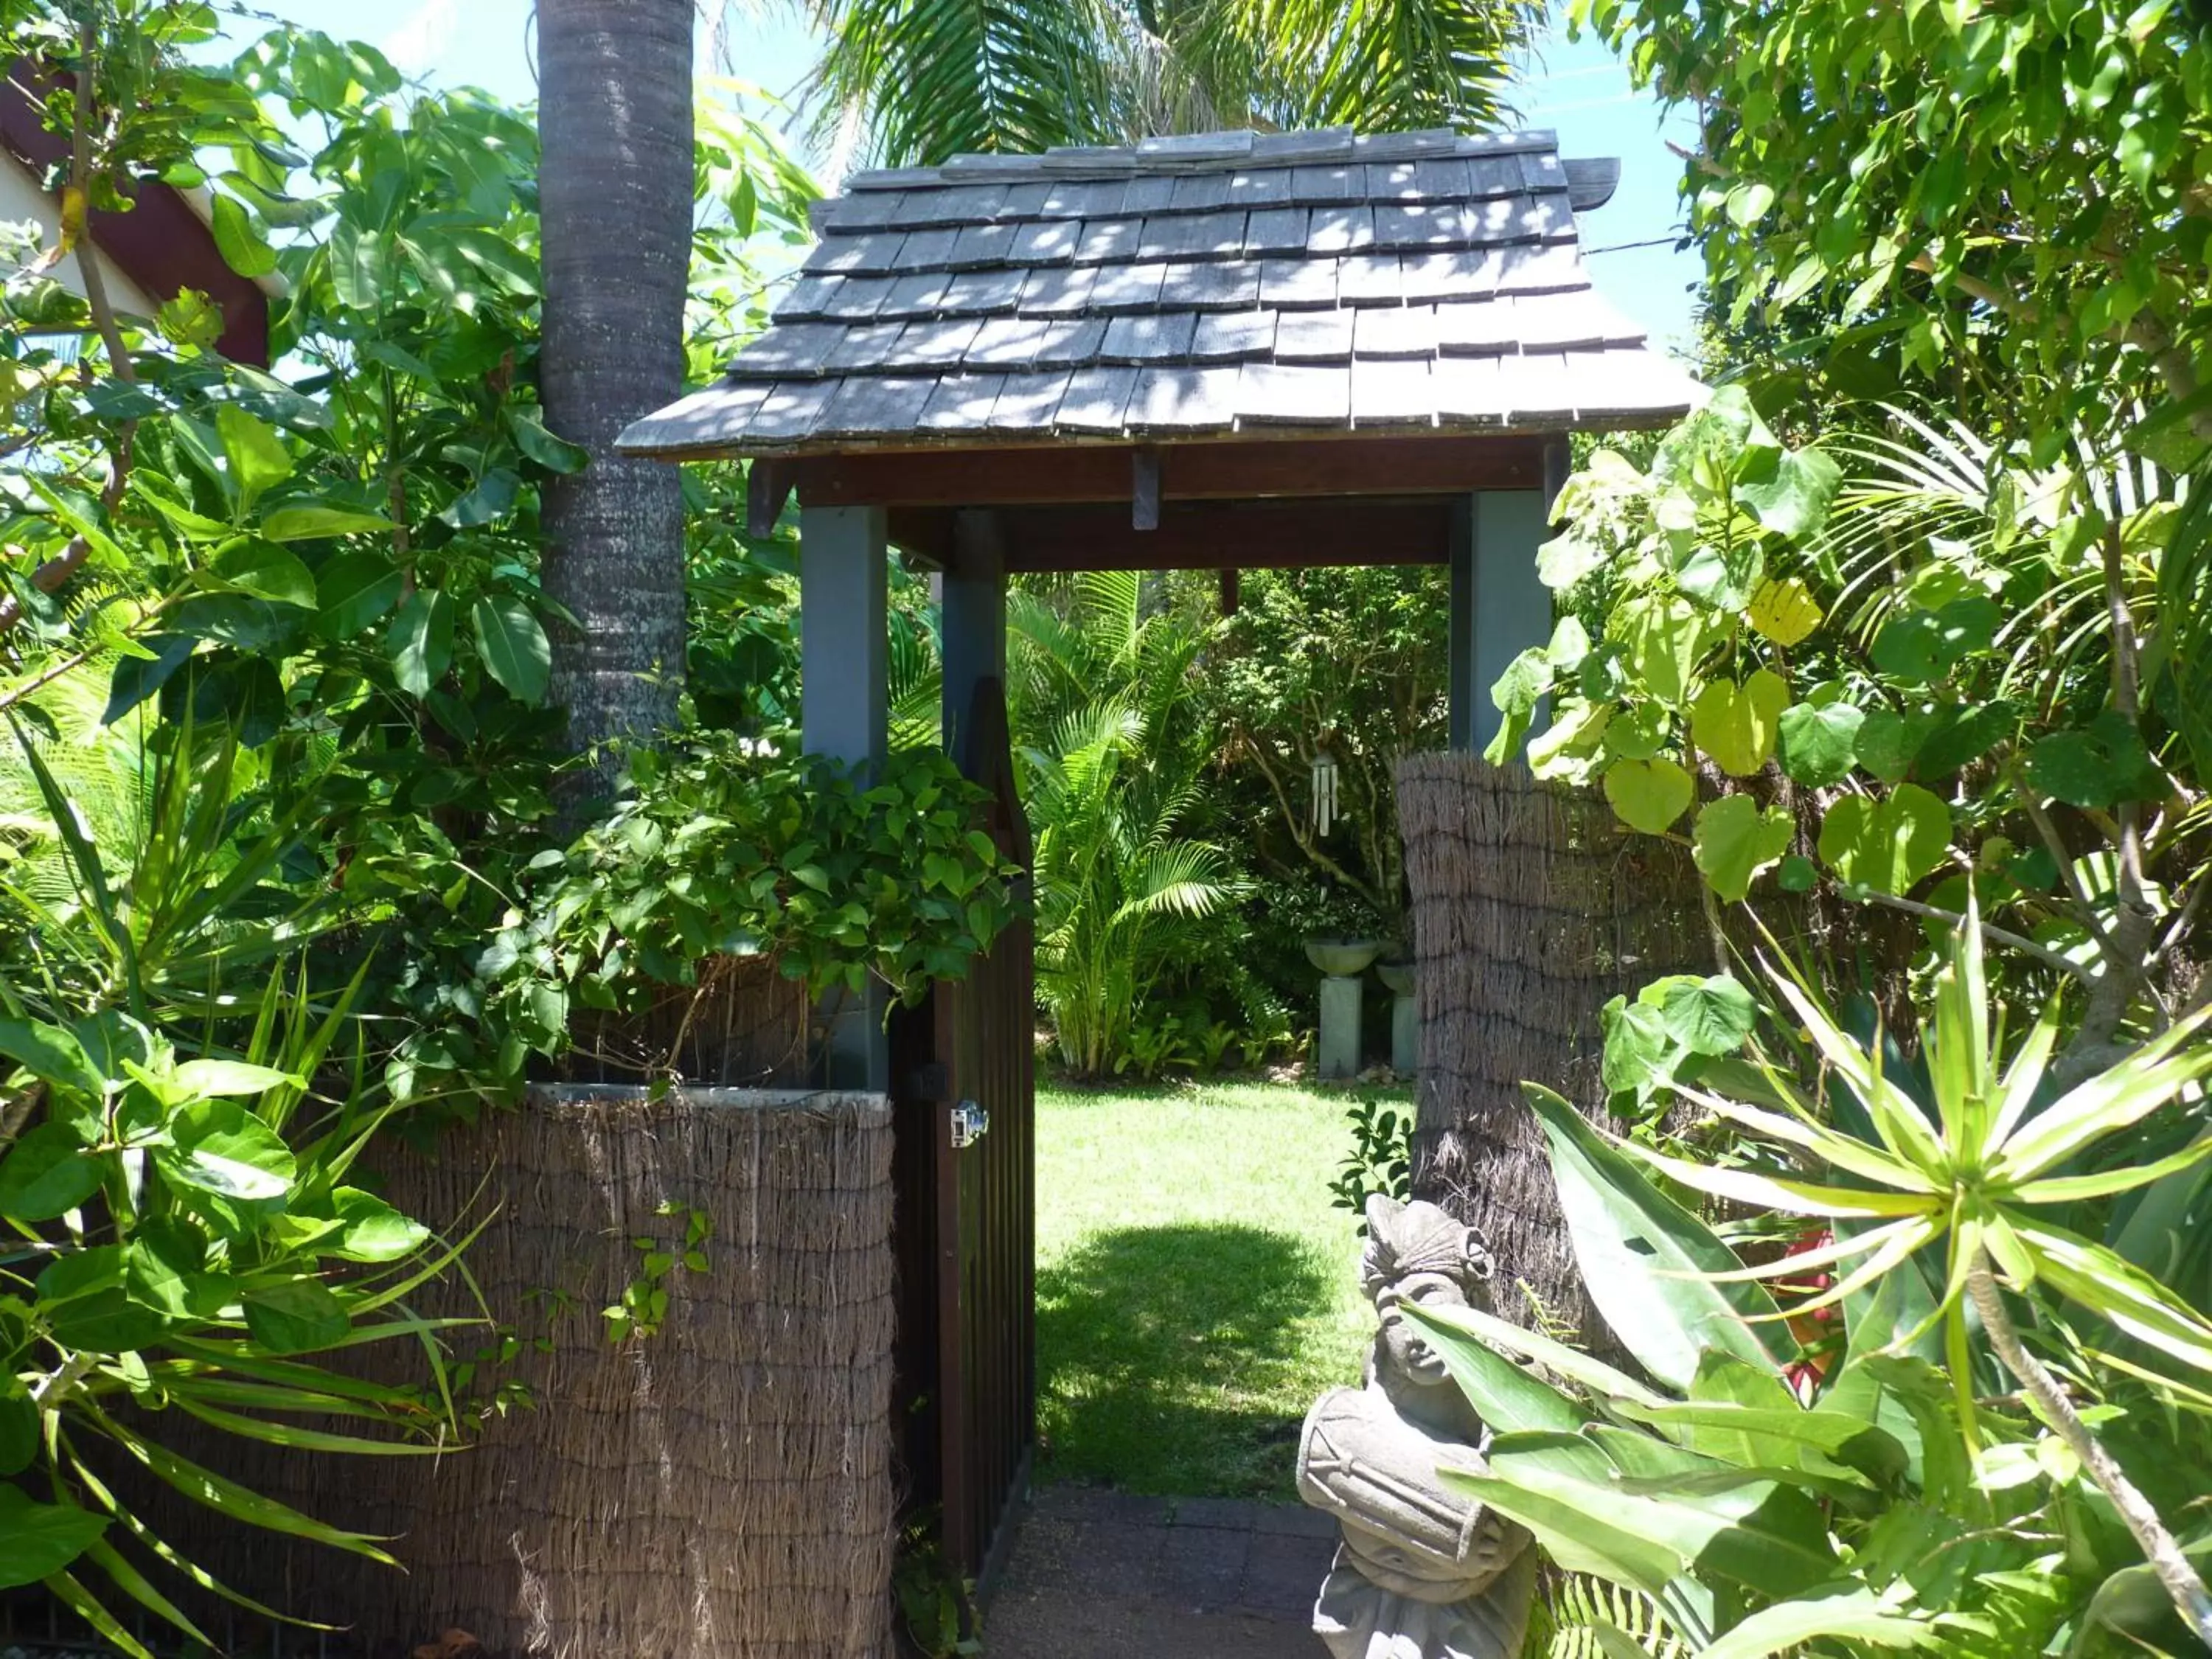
top-left (1854, 709), bottom-right (1930, 782)
top-left (1818, 785), bottom-right (1952, 895)
top-left (1610, 593), bottom-right (1717, 707)
top-left (260, 504), bottom-right (397, 543)
top-left (242, 1277), bottom-right (352, 1354)
top-left (314, 551), bottom-right (404, 639)
top-left (448, 227), bottom-right (539, 295)
top-left (1695, 1584), bottom-right (1933, 1658)
top-left (173, 1058), bottom-right (298, 1097)
top-left (1658, 975), bottom-right (1759, 1057)
top-left (0, 1486), bottom-right (105, 1589)
top-left (1601, 994), bottom-right (1677, 1100)
top-left (1913, 699), bottom-right (2017, 779)
top-left (1603, 703), bottom-right (1669, 762)
top-left (1690, 670), bottom-right (1790, 776)
top-left (439, 467), bottom-right (520, 528)
top-left (326, 1187), bottom-right (431, 1263)
top-left (1733, 447), bottom-right (1843, 538)
top-left (2025, 711), bottom-right (2165, 807)
top-left (1537, 529), bottom-right (1608, 591)
top-left (0, 1121), bottom-right (104, 1220)
top-left (471, 595), bottom-right (552, 705)
top-left (1693, 796), bottom-right (1794, 901)
top-left (327, 219), bottom-right (388, 310)
top-left (1525, 1084), bottom-right (1791, 1388)
top-left (208, 193), bottom-right (277, 279)
top-left (0, 1016), bottom-right (105, 1098)
top-left (0, 1382), bottom-right (33, 1475)
top-left (157, 1100), bottom-right (296, 1205)
top-left (213, 406), bottom-right (292, 509)
top-left (1727, 181), bottom-right (1777, 226)
top-left (1869, 598), bottom-right (1997, 684)
top-left (212, 539), bottom-right (316, 608)
top-left (386, 591), bottom-right (454, 698)
top-left (1398, 1302), bottom-right (1590, 1434)
top-left (506, 406), bottom-right (590, 473)
top-left (1777, 700), bottom-right (1862, 787)
top-left (1604, 757), bottom-right (1694, 835)
top-left (1746, 576), bottom-right (1821, 646)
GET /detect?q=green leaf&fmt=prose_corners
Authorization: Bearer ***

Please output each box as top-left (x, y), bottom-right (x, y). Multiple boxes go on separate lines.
top-left (1694, 1584), bottom-right (1933, 1658)
top-left (1601, 995), bottom-right (1677, 1100)
top-left (1604, 757), bottom-right (1695, 835)
top-left (1525, 1083), bottom-right (1791, 1388)
top-left (0, 1016), bottom-right (106, 1098)
top-left (386, 591), bottom-right (454, 698)
top-left (1401, 1303), bottom-right (1592, 1434)
top-left (1690, 670), bottom-right (1790, 776)
top-left (0, 1121), bottom-right (104, 1221)
top-left (1610, 594), bottom-right (1718, 707)
top-left (326, 1188), bottom-right (430, 1263)
top-left (213, 406), bottom-right (293, 510)
top-left (1727, 181), bottom-right (1777, 226)
top-left (314, 551), bottom-right (404, 639)
top-left (173, 1058), bottom-right (297, 1097)
top-left (208, 193), bottom-right (278, 278)
top-left (1733, 447), bottom-right (1843, 538)
top-left (1854, 709), bottom-right (1930, 782)
top-left (1869, 598), bottom-right (1998, 684)
top-left (447, 228), bottom-right (539, 295)
top-left (0, 1486), bottom-right (105, 1589)
top-left (1818, 785), bottom-right (1952, 895)
top-left (2025, 711), bottom-right (2165, 807)
top-left (242, 1277), bottom-right (352, 1354)
top-left (506, 407), bottom-right (590, 473)
top-left (1747, 576), bottom-right (1822, 646)
top-left (157, 1100), bottom-right (296, 1205)
top-left (1693, 796), bottom-right (1795, 901)
top-left (439, 467), bottom-right (520, 528)
top-left (471, 596), bottom-right (552, 705)
top-left (0, 1382), bottom-right (34, 1476)
top-left (212, 539), bottom-right (316, 608)
top-left (1658, 975), bottom-right (1759, 1057)
top-left (327, 218), bottom-right (388, 310)
top-left (260, 504), bottom-right (397, 543)
top-left (1777, 700), bottom-right (1863, 787)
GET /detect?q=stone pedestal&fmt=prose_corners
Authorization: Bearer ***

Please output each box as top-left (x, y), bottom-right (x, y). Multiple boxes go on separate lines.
top-left (1391, 992), bottom-right (1419, 1076)
top-left (1318, 973), bottom-right (1364, 1081)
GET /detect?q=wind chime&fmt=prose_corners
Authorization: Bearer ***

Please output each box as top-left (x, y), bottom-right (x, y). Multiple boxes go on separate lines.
top-left (1310, 747), bottom-right (1340, 838)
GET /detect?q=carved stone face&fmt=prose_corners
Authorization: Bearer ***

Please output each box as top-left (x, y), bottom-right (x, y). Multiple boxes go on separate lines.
top-left (1374, 1268), bottom-right (1467, 1388)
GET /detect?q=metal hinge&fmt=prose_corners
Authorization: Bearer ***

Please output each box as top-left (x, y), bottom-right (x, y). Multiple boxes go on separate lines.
top-left (950, 1099), bottom-right (990, 1150)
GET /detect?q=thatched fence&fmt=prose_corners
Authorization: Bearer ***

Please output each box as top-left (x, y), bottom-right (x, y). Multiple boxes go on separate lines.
top-left (159, 1082), bottom-right (898, 1659)
top-left (1395, 753), bottom-right (1708, 1349)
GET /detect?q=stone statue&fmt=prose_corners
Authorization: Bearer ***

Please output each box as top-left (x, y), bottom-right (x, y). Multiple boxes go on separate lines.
top-left (1296, 1194), bottom-right (1536, 1659)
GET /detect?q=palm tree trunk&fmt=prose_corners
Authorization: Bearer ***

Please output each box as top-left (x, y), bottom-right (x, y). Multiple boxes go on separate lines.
top-left (536, 0), bottom-right (694, 765)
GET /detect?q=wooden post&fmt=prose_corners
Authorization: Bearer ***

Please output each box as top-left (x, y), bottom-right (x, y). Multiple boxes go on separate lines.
top-left (801, 504), bottom-right (889, 1091)
top-left (1447, 439), bottom-right (1571, 754)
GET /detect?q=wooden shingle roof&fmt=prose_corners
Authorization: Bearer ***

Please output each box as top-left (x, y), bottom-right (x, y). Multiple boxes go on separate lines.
top-left (617, 127), bottom-right (1700, 460)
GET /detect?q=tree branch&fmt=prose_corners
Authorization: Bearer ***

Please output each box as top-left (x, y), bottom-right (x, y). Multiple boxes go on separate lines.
top-left (1966, 1256), bottom-right (2212, 1645)
top-left (1849, 886), bottom-right (2093, 980)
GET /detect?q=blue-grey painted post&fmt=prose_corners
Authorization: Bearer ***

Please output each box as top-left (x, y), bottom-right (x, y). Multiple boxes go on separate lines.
top-left (943, 512), bottom-right (1006, 748)
top-left (1447, 440), bottom-right (1571, 754)
top-left (800, 504), bottom-right (889, 1091)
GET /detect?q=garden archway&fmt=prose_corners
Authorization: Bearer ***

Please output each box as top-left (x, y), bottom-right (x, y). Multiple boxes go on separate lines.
top-left (619, 122), bottom-right (1699, 1582)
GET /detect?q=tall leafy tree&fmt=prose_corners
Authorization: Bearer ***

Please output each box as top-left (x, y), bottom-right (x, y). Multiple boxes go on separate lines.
top-left (804, 0), bottom-right (1541, 166)
top-left (536, 0), bottom-right (695, 759)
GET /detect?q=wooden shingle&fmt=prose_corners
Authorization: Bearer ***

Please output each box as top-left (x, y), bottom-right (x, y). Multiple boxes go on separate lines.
top-left (617, 123), bottom-right (1700, 456)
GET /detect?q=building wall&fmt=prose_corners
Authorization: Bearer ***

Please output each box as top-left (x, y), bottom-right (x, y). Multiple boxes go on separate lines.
top-left (0, 153), bottom-right (161, 320)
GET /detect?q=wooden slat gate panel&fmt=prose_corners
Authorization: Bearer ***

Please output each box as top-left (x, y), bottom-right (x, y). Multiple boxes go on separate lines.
top-left (891, 675), bottom-right (1036, 1587)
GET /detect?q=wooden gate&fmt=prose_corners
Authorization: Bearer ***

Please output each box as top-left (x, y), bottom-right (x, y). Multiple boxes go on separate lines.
top-left (890, 675), bottom-right (1036, 1587)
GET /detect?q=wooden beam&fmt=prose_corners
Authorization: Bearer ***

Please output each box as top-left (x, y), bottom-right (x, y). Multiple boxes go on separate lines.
top-left (746, 458), bottom-right (795, 538)
top-left (980, 498), bottom-right (1453, 574)
top-left (791, 433), bottom-right (1549, 509)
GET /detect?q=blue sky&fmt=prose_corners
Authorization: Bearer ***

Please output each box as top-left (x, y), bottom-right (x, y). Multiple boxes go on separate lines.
top-left (224, 2), bottom-right (1703, 349)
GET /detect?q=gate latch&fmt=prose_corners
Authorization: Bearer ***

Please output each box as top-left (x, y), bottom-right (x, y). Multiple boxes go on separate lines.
top-left (950, 1099), bottom-right (990, 1150)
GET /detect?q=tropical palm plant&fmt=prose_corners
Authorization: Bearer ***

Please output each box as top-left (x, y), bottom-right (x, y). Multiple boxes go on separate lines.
top-left (1633, 908), bottom-right (2212, 1644)
top-left (801, 0), bottom-right (1542, 167)
top-left (1012, 573), bottom-right (1238, 1074)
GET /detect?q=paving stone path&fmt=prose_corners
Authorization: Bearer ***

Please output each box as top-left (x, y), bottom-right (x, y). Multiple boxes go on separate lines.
top-left (984, 1486), bottom-right (1335, 1658)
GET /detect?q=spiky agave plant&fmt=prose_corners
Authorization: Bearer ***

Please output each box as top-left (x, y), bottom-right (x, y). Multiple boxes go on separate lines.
top-left (1627, 905), bottom-right (2212, 1644)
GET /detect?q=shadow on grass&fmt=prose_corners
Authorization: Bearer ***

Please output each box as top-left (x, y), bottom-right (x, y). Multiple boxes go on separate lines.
top-left (1036, 1221), bottom-right (1338, 1500)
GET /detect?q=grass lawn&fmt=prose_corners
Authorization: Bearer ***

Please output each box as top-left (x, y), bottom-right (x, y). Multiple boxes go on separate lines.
top-left (1034, 1077), bottom-right (1411, 1500)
